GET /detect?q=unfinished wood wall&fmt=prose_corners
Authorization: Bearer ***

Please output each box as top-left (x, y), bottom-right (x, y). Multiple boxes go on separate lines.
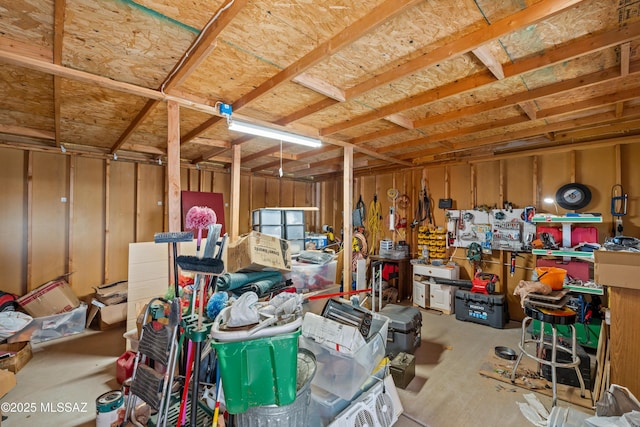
top-left (345, 143), bottom-right (640, 320)
top-left (0, 146), bottom-right (316, 298)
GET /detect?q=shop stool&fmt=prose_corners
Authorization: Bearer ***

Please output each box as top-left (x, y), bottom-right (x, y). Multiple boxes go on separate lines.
top-left (510, 304), bottom-right (586, 407)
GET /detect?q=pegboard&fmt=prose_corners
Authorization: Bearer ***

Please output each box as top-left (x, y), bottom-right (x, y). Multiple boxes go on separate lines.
top-left (445, 208), bottom-right (536, 252)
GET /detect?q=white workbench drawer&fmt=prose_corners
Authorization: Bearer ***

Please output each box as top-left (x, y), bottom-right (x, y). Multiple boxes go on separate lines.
top-left (413, 264), bottom-right (459, 280)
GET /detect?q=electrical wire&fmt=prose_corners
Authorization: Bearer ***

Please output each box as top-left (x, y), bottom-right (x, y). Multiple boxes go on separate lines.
top-left (160, 0), bottom-right (236, 96)
top-left (368, 195), bottom-right (382, 255)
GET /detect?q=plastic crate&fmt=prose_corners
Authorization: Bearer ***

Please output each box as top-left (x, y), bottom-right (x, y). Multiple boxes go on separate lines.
top-left (290, 260), bottom-right (337, 291)
top-left (285, 224), bottom-right (305, 240)
top-left (252, 209), bottom-right (283, 225)
top-left (211, 329), bottom-right (301, 414)
top-left (284, 210), bottom-right (304, 225)
top-left (299, 312), bottom-right (388, 401)
top-left (252, 224), bottom-right (283, 238)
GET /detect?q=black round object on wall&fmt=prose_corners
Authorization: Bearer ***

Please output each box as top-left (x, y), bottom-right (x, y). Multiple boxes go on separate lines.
top-left (555, 183), bottom-right (592, 210)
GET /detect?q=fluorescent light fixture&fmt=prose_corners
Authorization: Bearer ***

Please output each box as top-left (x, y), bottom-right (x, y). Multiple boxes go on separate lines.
top-left (228, 119), bottom-right (322, 148)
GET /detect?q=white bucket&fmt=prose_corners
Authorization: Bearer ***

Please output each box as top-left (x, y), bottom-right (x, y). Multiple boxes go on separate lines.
top-left (96, 390), bottom-right (124, 427)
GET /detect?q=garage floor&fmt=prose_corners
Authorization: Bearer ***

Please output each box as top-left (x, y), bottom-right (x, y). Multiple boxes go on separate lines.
top-left (3, 307), bottom-right (594, 426)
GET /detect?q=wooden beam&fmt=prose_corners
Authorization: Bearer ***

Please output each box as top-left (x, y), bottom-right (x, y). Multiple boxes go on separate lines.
top-left (472, 45), bottom-right (504, 80)
top-left (519, 101), bottom-right (538, 120)
top-left (343, 0), bottom-right (584, 100)
top-left (292, 74), bottom-right (346, 101)
top-left (167, 101), bottom-right (181, 233)
top-left (621, 42), bottom-right (631, 76)
top-left (378, 115), bottom-right (525, 154)
top-left (413, 64), bottom-right (633, 129)
top-left (189, 138), bottom-right (231, 148)
top-left (26, 151), bottom-right (33, 290)
top-left (53, 0), bottom-right (65, 147)
top-left (110, 101), bottom-right (160, 153)
top-left (385, 114), bottom-right (414, 129)
top-left (104, 159), bottom-right (110, 282)
top-left (343, 145), bottom-right (353, 288)
top-left (162, 0), bottom-right (248, 90)
top-left (0, 124), bottom-right (55, 140)
top-left (0, 36), bottom-right (52, 62)
top-left (230, 144), bottom-right (241, 242)
top-left (321, 21), bottom-right (640, 136)
top-left (181, 0), bottom-right (424, 144)
top-left (242, 146), bottom-right (281, 163)
top-left (410, 105), bottom-right (640, 162)
top-left (536, 84), bottom-right (640, 119)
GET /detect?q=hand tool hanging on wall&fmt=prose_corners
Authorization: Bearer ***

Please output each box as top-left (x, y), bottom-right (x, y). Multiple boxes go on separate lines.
top-left (353, 195), bottom-right (366, 227)
top-left (611, 184), bottom-right (628, 236)
top-left (410, 178), bottom-right (432, 228)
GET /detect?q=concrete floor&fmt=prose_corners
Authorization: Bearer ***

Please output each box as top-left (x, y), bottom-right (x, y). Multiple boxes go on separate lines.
top-left (2, 307), bottom-right (596, 426)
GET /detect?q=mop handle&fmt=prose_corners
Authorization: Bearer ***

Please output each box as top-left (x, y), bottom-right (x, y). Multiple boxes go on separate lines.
top-left (306, 288), bottom-right (372, 301)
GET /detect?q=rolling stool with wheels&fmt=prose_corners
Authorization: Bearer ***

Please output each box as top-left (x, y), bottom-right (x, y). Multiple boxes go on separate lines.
top-left (510, 304), bottom-right (586, 407)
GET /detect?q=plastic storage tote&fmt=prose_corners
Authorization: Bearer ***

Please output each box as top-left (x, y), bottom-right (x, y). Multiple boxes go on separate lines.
top-left (235, 348), bottom-right (316, 427)
top-left (211, 329), bottom-right (301, 414)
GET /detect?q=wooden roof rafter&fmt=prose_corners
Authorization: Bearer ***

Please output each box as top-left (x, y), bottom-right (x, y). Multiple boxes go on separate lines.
top-left (109, 0), bottom-right (249, 153)
top-left (181, 0), bottom-right (424, 145)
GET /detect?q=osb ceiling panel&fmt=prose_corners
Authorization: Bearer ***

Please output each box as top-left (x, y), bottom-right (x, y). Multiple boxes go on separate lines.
top-left (1, 0), bottom-right (638, 177)
top-left (63, 0), bottom-right (197, 88)
top-left (0, 66), bottom-right (53, 120)
top-left (0, 0), bottom-right (53, 48)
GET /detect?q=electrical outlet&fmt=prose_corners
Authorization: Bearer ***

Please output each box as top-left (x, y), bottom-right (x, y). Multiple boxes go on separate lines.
top-left (61, 197), bottom-right (67, 203)
top-left (157, 201), bottom-right (163, 206)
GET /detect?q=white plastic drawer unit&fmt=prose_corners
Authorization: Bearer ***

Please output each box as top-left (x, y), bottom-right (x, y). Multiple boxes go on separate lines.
top-left (413, 264), bottom-right (459, 280)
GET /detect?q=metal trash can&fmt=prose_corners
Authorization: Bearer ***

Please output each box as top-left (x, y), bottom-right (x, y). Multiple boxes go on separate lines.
top-left (236, 349), bottom-right (317, 427)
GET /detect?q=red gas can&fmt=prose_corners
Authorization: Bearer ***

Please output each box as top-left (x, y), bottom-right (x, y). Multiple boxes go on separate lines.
top-left (116, 351), bottom-right (136, 385)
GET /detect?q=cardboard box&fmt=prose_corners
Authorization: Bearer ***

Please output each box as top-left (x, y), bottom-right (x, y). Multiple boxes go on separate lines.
top-left (0, 342), bottom-right (33, 373)
top-left (224, 231), bottom-right (291, 273)
top-left (0, 369), bottom-right (16, 399)
top-left (86, 300), bottom-right (128, 330)
top-left (94, 281), bottom-right (128, 305)
top-left (16, 277), bottom-right (80, 317)
top-left (594, 250), bottom-right (640, 290)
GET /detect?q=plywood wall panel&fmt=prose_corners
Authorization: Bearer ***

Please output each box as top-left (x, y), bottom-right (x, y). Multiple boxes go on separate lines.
top-left (504, 156), bottom-right (533, 208)
top-left (137, 164), bottom-right (164, 243)
top-left (107, 161), bottom-right (135, 283)
top-left (538, 153), bottom-right (572, 211)
top-left (239, 174), bottom-right (251, 234)
top-left (576, 147), bottom-right (615, 241)
top-left (0, 148), bottom-right (27, 296)
top-left (71, 156), bottom-right (105, 296)
top-left (449, 164), bottom-right (472, 210)
top-left (31, 152), bottom-right (68, 290)
top-left (213, 171), bottom-right (231, 232)
top-left (621, 143), bottom-right (640, 237)
top-left (475, 161), bottom-right (500, 208)
top-left (264, 177), bottom-right (280, 207)
top-left (280, 180), bottom-right (294, 208)
top-left (426, 166), bottom-right (446, 227)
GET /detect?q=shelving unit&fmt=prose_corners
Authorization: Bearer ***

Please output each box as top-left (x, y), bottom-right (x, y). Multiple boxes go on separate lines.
top-left (531, 214), bottom-right (604, 348)
top-left (412, 264), bottom-right (460, 314)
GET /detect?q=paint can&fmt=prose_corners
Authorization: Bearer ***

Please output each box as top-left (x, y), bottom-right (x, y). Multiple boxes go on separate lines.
top-left (96, 390), bottom-right (124, 427)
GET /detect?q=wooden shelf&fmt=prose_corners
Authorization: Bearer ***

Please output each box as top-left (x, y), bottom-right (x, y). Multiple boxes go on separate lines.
top-left (532, 214), bottom-right (603, 223)
top-left (532, 248), bottom-right (595, 259)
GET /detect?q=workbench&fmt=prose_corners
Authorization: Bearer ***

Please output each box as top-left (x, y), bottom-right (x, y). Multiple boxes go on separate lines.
top-left (369, 255), bottom-right (411, 302)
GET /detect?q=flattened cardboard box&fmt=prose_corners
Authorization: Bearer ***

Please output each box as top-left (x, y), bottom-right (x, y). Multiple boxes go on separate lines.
top-left (594, 250), bottom-right (640, 290)
top-left (225, 231), bottom-right (291, 273)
